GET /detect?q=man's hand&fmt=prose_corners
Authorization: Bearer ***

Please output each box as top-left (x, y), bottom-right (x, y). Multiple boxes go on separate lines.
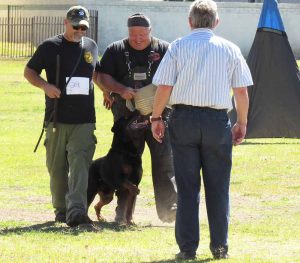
top-left (232, 123), bottom-right (247, 145)
top-left (120, 87), bottom-right (136, 100)
top-left (99, 73), bottom-right (137, 100)
top-left (24, 66), bottom-right (61, 98)
top-left (102, 92), bottom-right (114, 110)
top-left (151, 120), bottom-right (165, 143)
top-left (232, 87), bottom-right (249, 145)
top-left (42, 83), bottom-right (61, 98)
top-left (151, 85), bottom-right (173, 143)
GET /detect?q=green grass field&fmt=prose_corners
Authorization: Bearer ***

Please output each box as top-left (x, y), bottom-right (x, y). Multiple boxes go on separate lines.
top-left (0, 59), bottom-right (299, 262)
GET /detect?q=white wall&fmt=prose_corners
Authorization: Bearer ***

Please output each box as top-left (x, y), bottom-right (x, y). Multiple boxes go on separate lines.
top-left (83, 0), bottom-right (300, 58)
top-left (1, 0), bottom-right (299, 58)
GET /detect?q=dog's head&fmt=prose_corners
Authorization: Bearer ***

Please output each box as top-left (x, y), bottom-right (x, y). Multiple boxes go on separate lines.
top-left (111, 113), bottom-right (142, 156)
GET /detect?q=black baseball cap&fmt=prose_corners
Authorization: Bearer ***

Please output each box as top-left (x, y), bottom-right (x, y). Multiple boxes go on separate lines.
top-left (66, 5), bottom-right (89, 28)
top-left (127, 13), bottom-right (151, 27)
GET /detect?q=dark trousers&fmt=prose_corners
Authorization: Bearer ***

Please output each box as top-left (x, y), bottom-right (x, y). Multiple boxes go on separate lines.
top-left (169, 105), bottom-right (232, 253)
top-left (138, 124), bottom-right (177, 221)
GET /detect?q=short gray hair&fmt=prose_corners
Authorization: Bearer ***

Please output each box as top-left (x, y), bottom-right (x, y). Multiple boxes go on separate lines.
top-left (189, 0), bottom-right (218, 29)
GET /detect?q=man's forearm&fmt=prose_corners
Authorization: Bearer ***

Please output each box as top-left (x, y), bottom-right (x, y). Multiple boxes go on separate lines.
top-left (24, 66), bottom-right (48, 90)
top-left (233, 87), bottom-right (249, 125)
top-left (24, 66), bottom-right (61, 98)
top-left (99, 72), bottom-right (127, 94)
top-left (152, 85), bottom-right (173, 117)
top-left (93, 71), bottom-right (106, 92)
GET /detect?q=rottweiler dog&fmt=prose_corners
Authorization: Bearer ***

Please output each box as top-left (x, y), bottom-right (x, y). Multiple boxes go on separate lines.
top-left (87, 115), bottom-right (143, 225)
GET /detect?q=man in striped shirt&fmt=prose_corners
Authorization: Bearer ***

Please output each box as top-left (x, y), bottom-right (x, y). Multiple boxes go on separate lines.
top-left (150, 0), bottom-right (253, 260)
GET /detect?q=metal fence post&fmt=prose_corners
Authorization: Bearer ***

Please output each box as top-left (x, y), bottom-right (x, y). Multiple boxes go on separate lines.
top-left (31, 17), bottom-right (34, 57)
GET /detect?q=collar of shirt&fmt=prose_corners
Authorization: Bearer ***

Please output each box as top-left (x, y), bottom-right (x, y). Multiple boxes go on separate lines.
top-left (189, 28), bottom-right (214, 40)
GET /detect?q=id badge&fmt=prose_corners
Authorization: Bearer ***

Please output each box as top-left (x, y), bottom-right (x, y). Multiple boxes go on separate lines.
top-left (133, 72), bottom-right (147, 81)
top-left (66, 77), bottom-right (89, 95)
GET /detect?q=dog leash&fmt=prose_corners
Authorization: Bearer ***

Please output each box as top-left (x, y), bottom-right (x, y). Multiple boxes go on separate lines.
top-left (52, 54), bottom-right (60, 133)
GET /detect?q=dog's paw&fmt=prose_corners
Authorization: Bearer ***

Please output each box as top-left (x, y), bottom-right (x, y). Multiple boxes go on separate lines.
top-left (122, 181), bottom-right (140, 195)
top-left (97, 214), bottom-right (107, 222)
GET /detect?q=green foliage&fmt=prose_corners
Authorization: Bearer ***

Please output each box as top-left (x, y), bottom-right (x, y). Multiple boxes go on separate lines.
top-left (0, 60), bottom-right (299, 262)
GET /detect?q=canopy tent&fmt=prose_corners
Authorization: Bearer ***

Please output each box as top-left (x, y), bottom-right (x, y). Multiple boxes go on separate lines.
top-left (229, 0), bottom-right (300, 138)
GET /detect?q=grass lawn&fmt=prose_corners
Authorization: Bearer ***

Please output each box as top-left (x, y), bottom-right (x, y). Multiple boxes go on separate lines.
top-left (0, 59), bottom-right (299, 262)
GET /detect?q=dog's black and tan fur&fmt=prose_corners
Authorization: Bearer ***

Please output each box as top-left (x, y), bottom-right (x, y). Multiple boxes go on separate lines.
top-left (87, 116), bottom-right (143, 225)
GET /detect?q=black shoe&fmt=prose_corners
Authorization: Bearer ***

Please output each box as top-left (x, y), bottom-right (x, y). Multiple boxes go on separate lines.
top-left (66, 214), bottom-right (93, 227)
top-left (175, 251), bottom-right (196, 260)
top-left (55, 212), bottom-right (66, 223)
top-left (211, 246), bottom-right (229, 260)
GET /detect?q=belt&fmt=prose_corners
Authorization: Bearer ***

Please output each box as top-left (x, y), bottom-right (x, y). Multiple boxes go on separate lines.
top-left (172, 104), bottom-right (227, 113)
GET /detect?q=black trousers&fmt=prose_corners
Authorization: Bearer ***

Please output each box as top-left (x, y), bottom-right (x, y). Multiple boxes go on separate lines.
top-left (169, 105), bottom-right (232, 254)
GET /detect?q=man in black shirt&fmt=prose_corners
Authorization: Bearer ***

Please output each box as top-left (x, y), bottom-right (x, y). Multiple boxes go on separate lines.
top-left (95, 13), bottom-right (177, 223)
top-left (24, 6), bottom-right (98, 227)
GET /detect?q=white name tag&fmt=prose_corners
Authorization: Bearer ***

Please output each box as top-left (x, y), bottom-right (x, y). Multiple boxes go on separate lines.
top-left (66, 77), bottom-right (89, 95)
top-left (133, 72), bottom-right (147, 81)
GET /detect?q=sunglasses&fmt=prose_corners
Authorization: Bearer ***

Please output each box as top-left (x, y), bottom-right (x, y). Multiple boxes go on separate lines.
top-left (72, 25), bottom-right (88, 31)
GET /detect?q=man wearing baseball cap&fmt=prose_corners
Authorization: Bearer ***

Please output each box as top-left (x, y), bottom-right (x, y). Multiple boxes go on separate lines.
top-left (24, 5), bottom-right (98, 227)
top-left (94, 13), bottom-right (177, 224)
top-left (66, 5), bottom-right (90, 29)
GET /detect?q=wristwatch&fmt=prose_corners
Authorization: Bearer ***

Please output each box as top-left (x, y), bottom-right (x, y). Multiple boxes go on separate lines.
top-left (149, 115), bottom-right (162, 123)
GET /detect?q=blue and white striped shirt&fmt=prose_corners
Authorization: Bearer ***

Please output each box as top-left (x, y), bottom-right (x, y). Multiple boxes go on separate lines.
top-left (152, 28), bottom-right (253, 110)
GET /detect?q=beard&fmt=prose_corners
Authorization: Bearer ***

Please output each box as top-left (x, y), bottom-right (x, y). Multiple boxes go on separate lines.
top-left (72, 32), bottom-right (85, 43)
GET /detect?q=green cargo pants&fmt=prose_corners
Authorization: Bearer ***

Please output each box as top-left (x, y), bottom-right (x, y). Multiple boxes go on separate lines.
top-left (44, 123), bottom-right (96, 221)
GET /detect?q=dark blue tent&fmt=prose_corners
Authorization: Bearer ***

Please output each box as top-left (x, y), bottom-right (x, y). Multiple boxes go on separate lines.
top-left (230, 0), bottom-right (300, 138)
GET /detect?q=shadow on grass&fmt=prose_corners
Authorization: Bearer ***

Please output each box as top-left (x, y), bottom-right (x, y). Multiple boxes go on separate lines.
top-left (242, 140), bottom-right (300, 145)
top-left (146, 258), bottom-right (213, 263)
top-left (142, 224), bottom-right (174, 229)
top-left (0, 221), bottom-right (143, 236)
